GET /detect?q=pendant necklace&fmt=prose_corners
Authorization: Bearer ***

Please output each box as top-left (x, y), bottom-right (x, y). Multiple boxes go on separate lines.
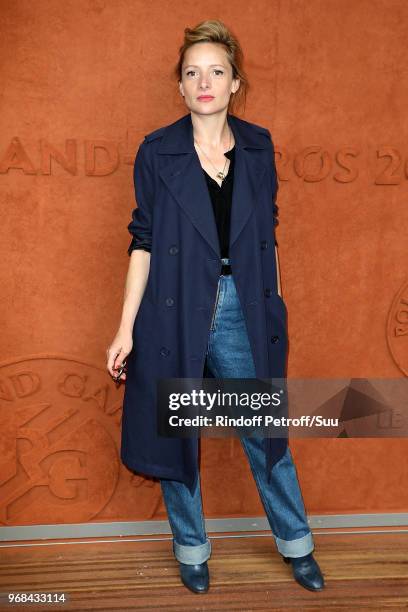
top-left (194, 127), bottom-right (232, 182)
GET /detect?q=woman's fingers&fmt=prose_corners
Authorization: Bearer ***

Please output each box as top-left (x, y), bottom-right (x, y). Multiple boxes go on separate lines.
top-left (106, 347), bottom-right (118, 376)
top-left (107, 347), bottom-right (122, 377)
top-left (113, 350), bottom-right (125, 370)
top-left (106, 337), bottom-right (131, 382)
top-left (112, 349), bottom-right (128, 382)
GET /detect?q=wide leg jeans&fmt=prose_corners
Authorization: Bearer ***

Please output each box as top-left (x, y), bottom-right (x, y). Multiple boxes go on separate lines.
top-left (160, 272), bottom-right (314, 564)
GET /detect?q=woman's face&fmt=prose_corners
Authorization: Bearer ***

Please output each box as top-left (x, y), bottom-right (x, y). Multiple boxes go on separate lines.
top-left (179, 42), bottom-right (240, 116)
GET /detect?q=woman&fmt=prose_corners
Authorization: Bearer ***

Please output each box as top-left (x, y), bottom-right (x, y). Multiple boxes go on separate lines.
top-left (107, 20), bottom-right (324, 594)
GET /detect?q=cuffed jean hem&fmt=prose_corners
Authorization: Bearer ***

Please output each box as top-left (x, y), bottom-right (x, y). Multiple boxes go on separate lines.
top-left (274, 531), bottom-right (314, 558)
top-left (173, 538), bottom-right (212, 564)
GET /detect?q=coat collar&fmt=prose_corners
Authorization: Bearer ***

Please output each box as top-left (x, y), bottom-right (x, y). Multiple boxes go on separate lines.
top-left (158, 113), bottom-right (270, 257)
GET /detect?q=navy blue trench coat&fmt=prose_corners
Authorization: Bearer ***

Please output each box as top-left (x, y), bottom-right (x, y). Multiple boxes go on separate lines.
top-left (120, 112), bottom-right (288, 495)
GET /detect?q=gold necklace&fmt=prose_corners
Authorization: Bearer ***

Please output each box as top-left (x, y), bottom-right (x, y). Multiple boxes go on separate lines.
top-left (194, 127), bottom-right (232, 181)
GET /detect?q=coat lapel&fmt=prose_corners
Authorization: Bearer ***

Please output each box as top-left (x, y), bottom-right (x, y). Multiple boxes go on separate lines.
top-left (158, 112), bottom-right (269, 258)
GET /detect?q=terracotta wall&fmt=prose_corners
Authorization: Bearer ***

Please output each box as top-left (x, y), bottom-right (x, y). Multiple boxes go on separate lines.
top-left (1, 0), bottom-right (407, 527)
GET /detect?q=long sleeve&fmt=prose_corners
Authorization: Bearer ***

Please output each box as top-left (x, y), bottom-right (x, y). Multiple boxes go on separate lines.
top-left (267, 133), bottom-right (280, 247)
top-left (127, 140), bottom-right (154, 256)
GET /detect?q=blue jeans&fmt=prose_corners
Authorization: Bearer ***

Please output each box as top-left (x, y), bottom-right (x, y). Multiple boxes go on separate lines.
top-left (160, 269), bottom-right (314, 564)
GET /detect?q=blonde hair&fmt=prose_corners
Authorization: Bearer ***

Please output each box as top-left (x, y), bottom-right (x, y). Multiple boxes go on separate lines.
top-left (174, 19), bottom-right (249, 115)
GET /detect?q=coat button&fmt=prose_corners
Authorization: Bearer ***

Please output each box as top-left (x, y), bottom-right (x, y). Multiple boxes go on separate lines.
top-left (271, 335), bottom-right (280, 343)
top-left (160, 346), bottom-right (170, 356)
top-left (165, 297), bottom-right (174, 306)
top-left (169, 245), bottom-right (179, 255)
top-left (261, 240), bottom-right (268, 250)
top-left (264, 287), bottom-right (272, 297)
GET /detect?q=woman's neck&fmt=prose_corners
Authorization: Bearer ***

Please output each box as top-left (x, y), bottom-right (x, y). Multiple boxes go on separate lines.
top-left (191, 112), bottom-right (232, 150)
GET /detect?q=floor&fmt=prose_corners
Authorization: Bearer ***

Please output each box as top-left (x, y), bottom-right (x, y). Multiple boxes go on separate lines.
top-left (1, 531), bottom-right (408, 610)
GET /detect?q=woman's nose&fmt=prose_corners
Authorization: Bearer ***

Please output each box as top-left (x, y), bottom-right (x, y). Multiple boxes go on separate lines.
top-left (199, 76), bottom-right (211, 88)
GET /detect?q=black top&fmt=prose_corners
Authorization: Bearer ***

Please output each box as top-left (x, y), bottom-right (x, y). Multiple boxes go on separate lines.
top-left (128, 144), bottom-right (278, 256)
top-left (202, 145), bottom-right (235, 259)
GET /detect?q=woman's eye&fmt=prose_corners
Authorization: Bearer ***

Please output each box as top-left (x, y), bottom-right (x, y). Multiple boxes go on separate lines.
top-left (185, 69), bottom-right (224, 77)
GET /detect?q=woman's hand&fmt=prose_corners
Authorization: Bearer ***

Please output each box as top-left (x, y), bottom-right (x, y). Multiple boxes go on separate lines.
top-left (106, 329), bottom-right (133, 382)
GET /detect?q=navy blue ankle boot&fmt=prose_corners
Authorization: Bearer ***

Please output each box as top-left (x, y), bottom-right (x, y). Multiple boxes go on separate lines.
top-left (179, 561), bottom-right (209, 593)
top-left (282, 552), bottom-right (324, 591)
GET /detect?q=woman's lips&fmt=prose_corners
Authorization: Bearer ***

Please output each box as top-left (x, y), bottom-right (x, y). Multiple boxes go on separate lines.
top-left (198, 96), bottom-right (214, 101)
